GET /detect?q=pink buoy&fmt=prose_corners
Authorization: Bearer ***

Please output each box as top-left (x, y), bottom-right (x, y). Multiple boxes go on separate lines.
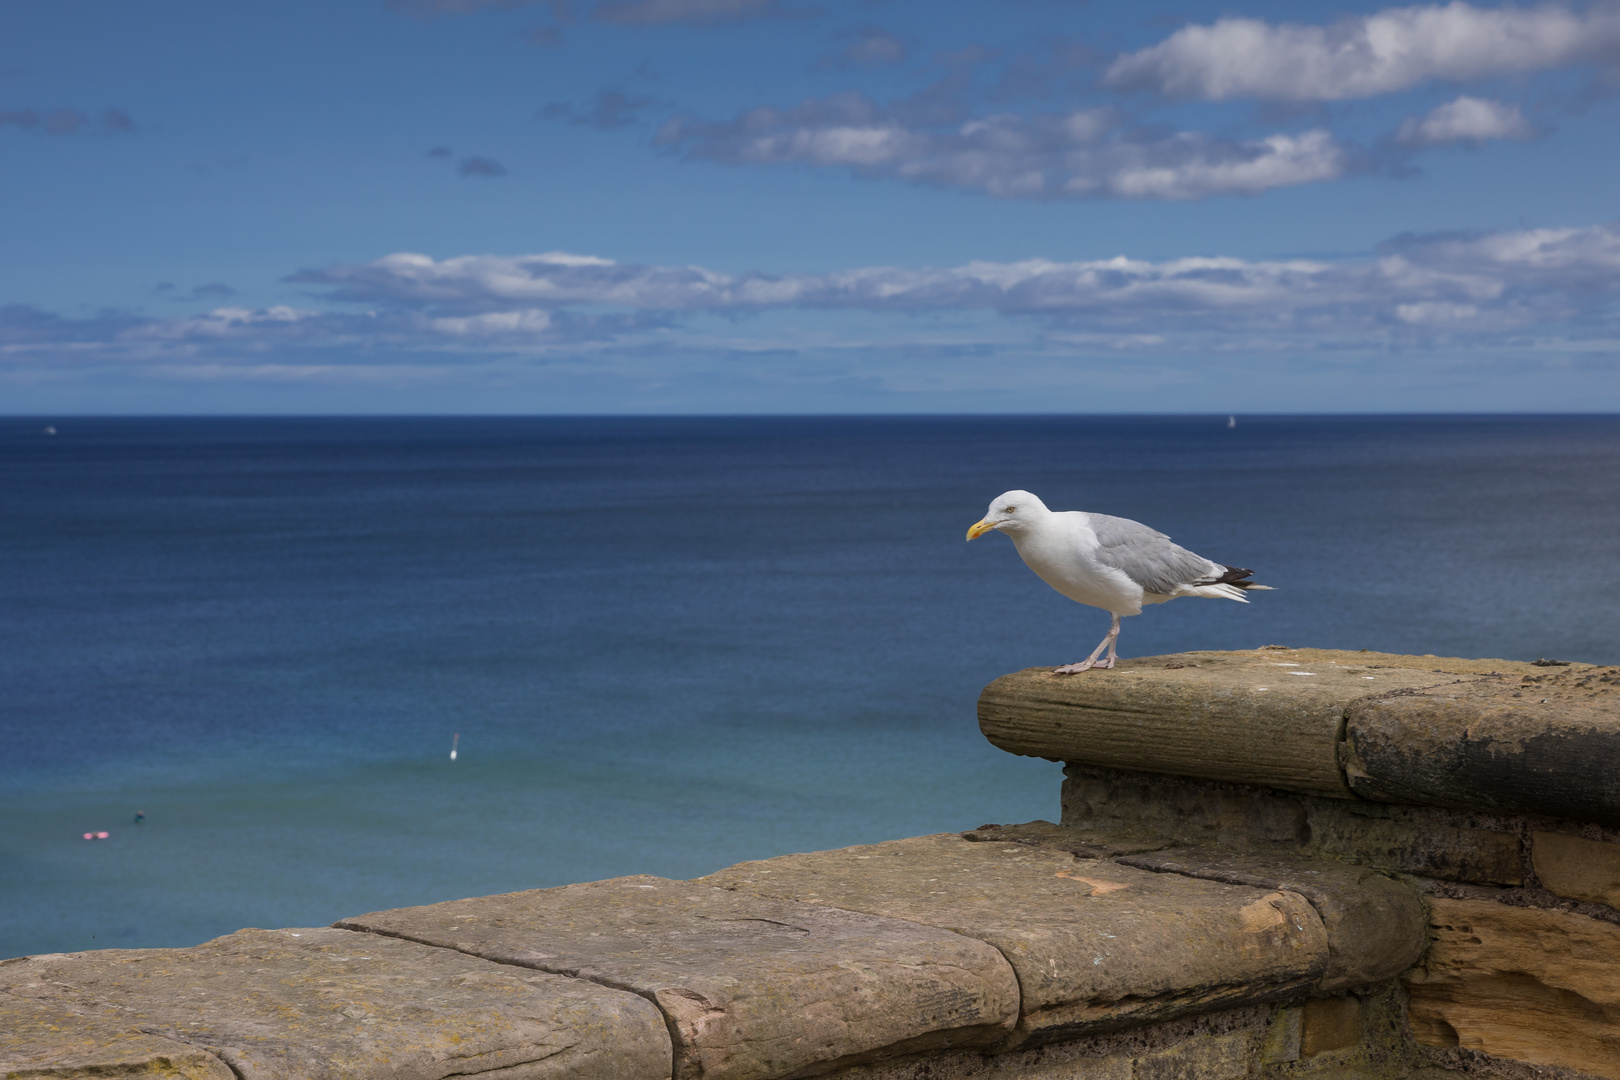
top-left (96, 831), bottom-right (109, 839)
top-left (83, 832), bottom-right (94, 840)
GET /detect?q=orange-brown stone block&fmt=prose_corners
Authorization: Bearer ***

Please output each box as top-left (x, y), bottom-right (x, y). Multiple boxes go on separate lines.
top-left (1404, 897), bottom-right (1620, 1079)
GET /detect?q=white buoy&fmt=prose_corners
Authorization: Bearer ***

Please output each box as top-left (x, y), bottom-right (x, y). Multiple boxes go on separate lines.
top-left (450, 733), bottom-right (459, 762)
top-left (1227, 415), bottom-right (1236, 429)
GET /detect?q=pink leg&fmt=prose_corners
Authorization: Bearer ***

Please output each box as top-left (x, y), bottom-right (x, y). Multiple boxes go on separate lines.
top-left (1054, 614), bottom-right (1122, 674)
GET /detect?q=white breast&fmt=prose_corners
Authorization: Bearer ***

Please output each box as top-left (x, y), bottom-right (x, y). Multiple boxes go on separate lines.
top-left (1007, 511), bottom-right (1146, 616)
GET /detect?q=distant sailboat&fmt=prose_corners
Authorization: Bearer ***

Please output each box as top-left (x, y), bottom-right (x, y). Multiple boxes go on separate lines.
top-left (1227, 415), bottom-right (1236, 429)
top-left (450, 733), bottom-right (459, 762)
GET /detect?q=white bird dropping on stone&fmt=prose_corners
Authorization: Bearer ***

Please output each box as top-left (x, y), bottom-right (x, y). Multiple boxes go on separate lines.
top-left (967, 490), bottom-right (1270, 674)
top-left (450, 733), bottom-right (459, 762)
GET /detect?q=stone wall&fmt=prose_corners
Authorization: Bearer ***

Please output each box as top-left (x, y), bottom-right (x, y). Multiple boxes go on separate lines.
top-left (5, 648), bottom-right (1618, 1080)
top-left (983, 647), bottom-right (1620, 1080)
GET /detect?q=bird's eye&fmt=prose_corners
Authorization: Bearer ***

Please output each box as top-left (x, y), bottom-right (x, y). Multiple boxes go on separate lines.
top-left (1003, 506), bottom-right (1016, 513)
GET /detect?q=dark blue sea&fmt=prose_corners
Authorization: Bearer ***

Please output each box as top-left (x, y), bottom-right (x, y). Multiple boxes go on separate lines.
top-left (4, 415), bottom-right (1618, 959)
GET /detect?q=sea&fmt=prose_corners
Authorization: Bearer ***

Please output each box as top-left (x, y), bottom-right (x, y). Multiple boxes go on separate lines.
top-left (3, 415), bottom-right (1618, 959)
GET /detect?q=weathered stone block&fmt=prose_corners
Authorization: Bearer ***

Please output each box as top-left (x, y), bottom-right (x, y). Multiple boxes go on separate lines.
top-left (1133, 1033), bottom-right (1249, 1080)
top-left (697, 834), bottom-right (1329, 1048)
top-left (1531, 830), bottom-right (1620, 909)
top-left (1060, 767), bottom-right (1311, 849)
top-left (1345, 667), bottom-right (1620, 825)
top-left (1298, 801), bottom-right (1523, 887)
top-left (1060, 767), bottom-right (1523, 886)
top-left (1114, 851), bottom-right (1427, 992)
top-left (1403, 898), bottom-right (1620, 1080)
top-left (339, 875), bottom-right (1017, 1080)
top-left (1259, 1006), bottom-right (1301, 1064)
top-left (0, 927), bottom-right (672, 1080)
top-left (980, 650), bottom-right (1525, 800)
top-left (0, 992), bottom-right (235, 1079)
top-left (1299, 996), bottom-right (1361, 1057)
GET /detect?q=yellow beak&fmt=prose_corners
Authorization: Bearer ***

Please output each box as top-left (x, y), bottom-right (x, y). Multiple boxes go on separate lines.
top-left (966, 518), bottom-right (997, 541)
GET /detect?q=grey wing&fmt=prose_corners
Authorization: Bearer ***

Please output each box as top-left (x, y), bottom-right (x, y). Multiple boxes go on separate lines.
top-left (1087, 513), bottom-right (1221, 595)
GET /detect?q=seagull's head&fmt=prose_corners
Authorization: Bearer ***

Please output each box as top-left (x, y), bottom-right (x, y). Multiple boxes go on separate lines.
top-left (966, 490), bottom-right (1046, 541)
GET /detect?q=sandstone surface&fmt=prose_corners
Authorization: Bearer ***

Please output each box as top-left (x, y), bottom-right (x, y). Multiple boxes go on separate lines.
top-left (1111, 849), bottom-right (1426, 992)
top-left (1059, 767), bottom-right (1524, 885)
top-left (977, 649), bottom-right (1540, 799)
top-left (1346, 665), bottom-right (1620, 824)
top-left (1404, 897), bottom-right (1620, 1080)
top-left (696, 833), bottom-right (1328, 1047)
top-left (1530, 830), bottom-right (1620, 908)
top-left (0, 927), bottom-right (672, 1080)
top-left (339, 875), bottom-right (1018, 1080)
top-left (0, 992), bottom-right (234, 1079)
top-left (1299, 995), bottom-right (1362, 1057)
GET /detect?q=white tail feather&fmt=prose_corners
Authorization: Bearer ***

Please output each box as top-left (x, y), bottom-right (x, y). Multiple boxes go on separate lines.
top-left (1175, 582), bottom-right (1250, 602)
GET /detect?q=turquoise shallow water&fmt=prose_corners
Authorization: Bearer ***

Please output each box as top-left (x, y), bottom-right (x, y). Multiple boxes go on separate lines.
top-left (3, 415), bottom-right (1618, 957)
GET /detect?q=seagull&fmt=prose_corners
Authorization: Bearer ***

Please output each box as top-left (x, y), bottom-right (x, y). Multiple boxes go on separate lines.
top-left (967, 490), bottom-right (1271, 674)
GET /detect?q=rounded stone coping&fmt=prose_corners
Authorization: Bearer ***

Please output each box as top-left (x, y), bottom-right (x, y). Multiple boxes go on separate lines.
top-left (696, 833), bottom-right (1339, 1048)
top-left (0, 927), bottom-right (673, 1080)
top-left (8, 835), bottom-right (1435, 1077)
top-left (978, 648), bottom-right (1614, 821)
top-left (1344, 660), bottom-right (1620, 825)
top-left (336, 875), bottom-right (1020, 1080)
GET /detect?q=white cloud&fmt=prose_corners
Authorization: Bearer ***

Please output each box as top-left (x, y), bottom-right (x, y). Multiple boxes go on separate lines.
top-left (1395, 95), bottom-right (1536, 144)
top-left (1100, 131), bottom-right (1346, 200)
top-left (303, 252), bottom-right (735, 308)
top-left (7, 222), bottom-right (1617, 381)
top-left (656, 93), bottom-right (1350, 200)
top-left (289, 221), bottom-right (1620, 338)
top-left (1396, 300), bottom-right (1482, 323)
top-left (297, 250), bottom-right (1346, 318)
top-left (429, 309), bottom-right (555, 336)
top-left (1383, 221), bottom-right (1620, 283)
top-left (1106, 2), bottom-right (1620, 101)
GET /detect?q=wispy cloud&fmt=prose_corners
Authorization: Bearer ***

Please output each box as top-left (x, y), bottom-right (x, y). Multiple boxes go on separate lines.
top-left (284, 221), bottom-right (1620, 338)
top-left (591, 0), bottom-right (784, 26)
top-left (153, 282), bottom-right (240, 302)
top-left (1106, 2), bottom-right (1620, 102)
top-left (815, 26), bottom-right (907, 71)
top-left (385, 0), bottom-right (543, 16)
top-left (524, 24), bottom-right (566, 46)
top-left (0, 300), bottom-right (667, 376)
top-left (458, 155), bottom-right (509, 176)
top-left (656, 92), bottom-right (1350, 200)
top-left (389, 0), bottom-right (784, 37)
top-left (0, 305), bottom-right (145, 347)
top-left (1394, 95), bottom-right (1537, 144)
top-left (424, 148), bottom-right (509, 175)
top-left (0, 106), bottom-right (134, 136)
top-left (540, 89), bottom-right (663, 128)
top-left (6, 223), bottom-right (1616, 382)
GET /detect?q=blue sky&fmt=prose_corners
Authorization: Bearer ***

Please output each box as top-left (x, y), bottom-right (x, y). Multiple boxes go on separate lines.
top-left (3, 0), bottom-right (1619, 413)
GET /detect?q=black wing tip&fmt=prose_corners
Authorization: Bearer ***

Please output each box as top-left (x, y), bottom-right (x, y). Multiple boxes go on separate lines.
top-left (1196, 565), bottom-right (1269, 590)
